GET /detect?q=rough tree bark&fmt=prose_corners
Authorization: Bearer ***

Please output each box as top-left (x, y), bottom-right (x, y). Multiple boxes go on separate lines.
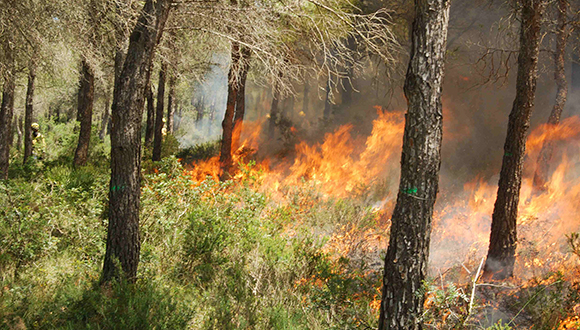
top-left (378, 0), bottom-right (450, 329)
top-left (531, 0), bottom-right (569, 194)
top-left (102, 0), bottom-right (171, 283)
top-left (0, 40), bottom-right (15, 179)
top-left (74, 59), bottom-right (95, 167)
top-left (15, 115), bottom-right (22, 151)
top-left (483, 0), bottom-right (546, 280)
top-left (145, 82), bottom-right (155, 147)
top-left (219, 42), bottom-right (240, 180)
top-left (24, 61), bottom-right (36, 164)
top-left (99, 93), bottom-right (110, 140)
top-left (152, 62), bottom-right (167, 161)
top-left (167, 71), bottom-right (176, 134)
top-left (232, 47), bottom-right (250, 151)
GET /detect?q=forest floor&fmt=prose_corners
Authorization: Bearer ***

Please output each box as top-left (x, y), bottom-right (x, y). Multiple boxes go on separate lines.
top-left (1, 120), bottom-right (580, 330)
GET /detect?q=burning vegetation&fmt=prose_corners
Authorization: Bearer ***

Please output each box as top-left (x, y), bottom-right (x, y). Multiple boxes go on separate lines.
top-left (2, 0), bottom-right (580, 329)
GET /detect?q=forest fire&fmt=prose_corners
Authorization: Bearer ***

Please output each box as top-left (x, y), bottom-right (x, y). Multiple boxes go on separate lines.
top-left (185, 107), bottom-right (580, 282)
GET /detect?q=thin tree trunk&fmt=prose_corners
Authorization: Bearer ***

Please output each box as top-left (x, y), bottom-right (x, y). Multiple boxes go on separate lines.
top-left (268, 83), bottom-right (280, 136)
top-left (378, 0), bottom-right (450, 329)
top-left (16, 115), bottom-right (23, 151)
top-left (167, 71), bottom-right (176, 134)
top-left (323, 78), bottom-right (332, 120)
top-left (532, 0), bottom-right (569, 193)
top-left (102, 0), bottom-right (171, 283)
top-left (74, 59), bottom-right (95, 167)
top-left (483, 0), bottom-right (546, 280)
top-left (145, 82), bottom-right (155, 147)
top-left (100, 92), bottom-right (110, 140)
top-left (0, 40), bottom-right (15, 179)
top-left (302, 79), bottom-right (309, 115)
top-left (219, 42), bottom-right (240, 180)
top-left (152, 62), bottom-right (167, 161)
top-left (232, 47), bottom-right (250, 151)
top-left (196, 95), bottom-right (204, 122)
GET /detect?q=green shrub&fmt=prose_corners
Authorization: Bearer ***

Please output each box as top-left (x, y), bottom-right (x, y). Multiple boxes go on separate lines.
top-left (176, 140), bottom-right (220, 164)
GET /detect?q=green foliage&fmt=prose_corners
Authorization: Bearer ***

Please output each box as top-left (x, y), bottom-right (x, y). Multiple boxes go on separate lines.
top-left (504, 272), bottom-right (580, 330)
top-left (176, 140), bottom-right (220, 164)
top-left (420, 280), bottom-right (469, 328)
top-left (161, 133), bottom-right (180, 159)
top-left (3, 136), bottom-right (579, 330)
top-left (566, 232), bottom-right (580, 259)
top-left (55, 279), bottom-right (194, 330)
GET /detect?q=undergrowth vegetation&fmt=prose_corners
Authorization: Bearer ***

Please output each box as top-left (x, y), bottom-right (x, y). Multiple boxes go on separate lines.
top-left (2, 119), bottom-right (580, 329)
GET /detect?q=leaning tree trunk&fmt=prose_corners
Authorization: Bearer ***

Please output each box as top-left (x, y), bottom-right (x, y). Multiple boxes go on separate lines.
top-left (219, 42), bottom-right (240, 181)
top-left (232, 47), bottom-right (250, 151)
top-left (0, 41), bottom-right (15, 179)
top-left (378, 0), bottom-right (450, 329)
top-left (152, 62), bottom-right (167, 161)
top-left (102, 0), bottom-right (171, 283)
top-left (166, 71), bottom-right (176, 134)
top-left (74, 59), bottom-right (95, 167)
top-left (532, 0), bottom-right (569, 194)
top-left (483, 0), bottom-right (546, 280)
top-left (145, 82), bottom-right (155, 147)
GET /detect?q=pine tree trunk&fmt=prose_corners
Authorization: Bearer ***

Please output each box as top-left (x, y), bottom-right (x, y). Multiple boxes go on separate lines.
top-left (268, 84), bottom-right (280, 136)
top-left (0, 41), bottom-right (15, 179)
top-left (323, 79), bottom-right (331, 120)
top-left (219, 42), bottom-right (240, 180)
top-left (232, 47), bottom-right (250, 151)
top-left (167, 72), bottom-right (176, 134)
top-left (483, 0), bottom-right (546, 280)
top-left (145, 82), bottom-right (155, 147)
top-left (152, 62), bottom-right (167, 161)
top-left (102, 0), bottom-right (171, 283)
top-left (532, 0), bottom-right (568, 194)
top-left (99, 93), bottom-right (110, 140)
top-left (378, 0), bottom-right (450, 329)
top-left (74, 59), bottom-right (95, 167)
top-left (302, 79), bottom-right (309, 115)
top-left (16, 115), bottom-right (22, 151)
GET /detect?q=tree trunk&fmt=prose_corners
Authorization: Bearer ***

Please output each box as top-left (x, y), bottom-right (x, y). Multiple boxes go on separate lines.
top-left (483, 0), bottom-right (546, 280)
top-left (16, 115), bottom-right (23, 151)
top-left (219, 42), bottom-right (240, 180)
top-left (99, 92), bottom-right (110, 140)
top-left (571, 31), bottom-right (580, 96)
top-left (302, 79), bottom-right (309, 115)
top-left (342, 36), bottom-right (356, 107)
top-left (323, 78), bottom-right (332, 120)
top-left (102, 0), bottom-right (171, 284)
top-left (152, 62), bottom-right (167, 161)
top-left (196, 95), bottom-right (204, 122)
top-left (74, 59), bottom-right (95, 167)
top-left (167, 71), bottom-right (176, 134)
top-left (532, 0), bottom-right (568, 194)
top-left (232, 47), bottom-right (250, 151)
top-left (378, 0), bottom-right (450, 329)
top-left (0, 41), bottom-right (15, 179)
top-left (268, 83), bottom-right (280, 136)
top-left (145, 82), bottom-right (155, 147)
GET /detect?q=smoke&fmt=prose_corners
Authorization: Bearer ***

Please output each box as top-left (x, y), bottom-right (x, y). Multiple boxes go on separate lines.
top-left (178, 52), bottom-right (228, 147)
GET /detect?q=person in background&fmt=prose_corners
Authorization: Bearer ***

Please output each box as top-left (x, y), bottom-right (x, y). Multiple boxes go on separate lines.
top-left (31, 122), bottom-right (46, 160)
